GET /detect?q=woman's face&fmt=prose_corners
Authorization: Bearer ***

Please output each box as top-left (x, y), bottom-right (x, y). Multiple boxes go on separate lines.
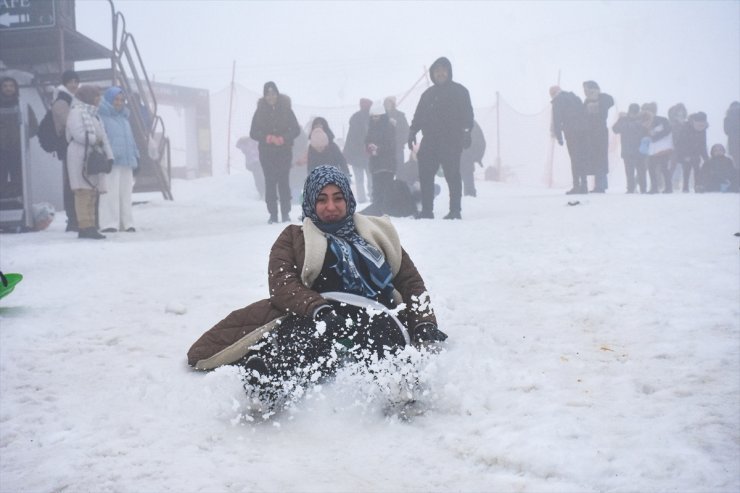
top-left (265, 88), bottom-right (278, 106)
top-left (1, 80), bottom-right (17, 97)
top-left (315, 183), bottom-right (347, 223)
top-left (112, 92), bottom-right (125, 111)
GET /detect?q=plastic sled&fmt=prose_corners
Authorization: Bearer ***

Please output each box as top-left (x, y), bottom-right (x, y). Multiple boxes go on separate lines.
top-left (0, 272), bottom-right (23, 300)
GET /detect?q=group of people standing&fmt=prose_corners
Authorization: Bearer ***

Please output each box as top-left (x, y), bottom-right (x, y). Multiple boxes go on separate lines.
top-left (247, 56), bottom-right (477, 224)
top-left (1, 71), bottom-right (141, 239)
top-left (552, 81), bottom-right (739, 194)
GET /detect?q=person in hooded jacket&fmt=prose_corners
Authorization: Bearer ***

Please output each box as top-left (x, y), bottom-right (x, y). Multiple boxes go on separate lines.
top-left (0, 77), bottom-right (22, 200)
top-left (408, 57), bottom-right (474, 219)
top-left (186, 166), bottom-right (446, 407)
top-left (97, 86), bottom-right (140, 232)
top-left (307, 116), bottom-right (349, 176)
top-left (612, 103), bottom-right (647, 193)
top-left (65, 85), bottom-right (114, 240)
top-left (699, 144), bottom-right (738, 192)
top-left (674, 111), bottom-right (709, 192)
top-left (250, 81), bottom-right (301, 224)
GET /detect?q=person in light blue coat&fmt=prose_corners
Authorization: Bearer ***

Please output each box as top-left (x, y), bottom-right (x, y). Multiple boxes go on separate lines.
top-left (98, 86), bottom-right (140, 232)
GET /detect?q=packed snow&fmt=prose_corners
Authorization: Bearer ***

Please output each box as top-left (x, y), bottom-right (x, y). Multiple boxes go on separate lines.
top-left (1, 173), bottom-right (738, 492)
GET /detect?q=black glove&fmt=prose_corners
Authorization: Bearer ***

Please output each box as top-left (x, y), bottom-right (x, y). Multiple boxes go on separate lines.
top-left (411, 323), bottom-right (448, 344)
top-left (314, 306), bottom-right (346, 338)
top-left (407, 132), bottom-right (417, 151)
top-left (462, 130), bottom-right (472, 149)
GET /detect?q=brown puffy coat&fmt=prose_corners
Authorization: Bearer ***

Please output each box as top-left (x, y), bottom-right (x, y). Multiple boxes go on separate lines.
top-left (187, 214), bottom-right (436, 369)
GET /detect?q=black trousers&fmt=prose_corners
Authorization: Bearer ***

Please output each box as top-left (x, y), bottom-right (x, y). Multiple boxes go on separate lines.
top-left (260, 156), bottom-right (292, 217)
top-left (259, 302), bottom-right (406, 382)
top-left (418, 139), bottom-right (463, 215)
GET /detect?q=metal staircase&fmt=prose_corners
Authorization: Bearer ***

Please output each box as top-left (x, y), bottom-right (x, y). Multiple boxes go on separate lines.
top-left (107, 0), bottom-right (173, 200)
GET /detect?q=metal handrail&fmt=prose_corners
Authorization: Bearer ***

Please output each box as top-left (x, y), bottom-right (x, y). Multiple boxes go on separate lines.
top-left (106, 0), bottom-right (172, 200)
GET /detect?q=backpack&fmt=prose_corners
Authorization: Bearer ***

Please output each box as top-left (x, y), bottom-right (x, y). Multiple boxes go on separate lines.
top-left (37, 92), bottom-right (72, 154)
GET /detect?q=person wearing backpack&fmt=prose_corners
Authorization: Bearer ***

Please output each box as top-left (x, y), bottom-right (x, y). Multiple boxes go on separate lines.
top-left (52, 71), bottom-right (79, 231)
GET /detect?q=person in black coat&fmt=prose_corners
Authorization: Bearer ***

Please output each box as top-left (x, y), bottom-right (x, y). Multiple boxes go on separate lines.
top-left (612, 103), bottom-right (647, 193)
top-left (408, 57), bottom-right (474, 219)
top-left (343, 98), bottom-right (372, 202)
top-left (307, 117), bottom-right (350, 176)
top-left (674, 112), bottom-right (709, 192)
top-left (384, 96), bottom-right (409, 172)
top-left (363, 102), bottom-right (397, 216)
top-left (249, 81), bottom-right (301, 223)
top-left (551, 86), bottom-right (588, 194)
top-left (582, 80), bottom-right (614, 193)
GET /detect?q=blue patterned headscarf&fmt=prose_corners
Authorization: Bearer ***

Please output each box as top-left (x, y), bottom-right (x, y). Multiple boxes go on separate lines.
top-left (302, 165), bottom-right (394, 301)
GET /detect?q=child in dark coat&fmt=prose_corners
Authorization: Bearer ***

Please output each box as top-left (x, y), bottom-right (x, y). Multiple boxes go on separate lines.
top-left (699, 144), bottom-right (738, 192)
top-left (307, 117), bottom-right (350, 176)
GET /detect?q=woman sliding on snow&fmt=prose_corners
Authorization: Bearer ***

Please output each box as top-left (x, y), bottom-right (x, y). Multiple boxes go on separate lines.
top-left (187, 165), bottom-right (447, 408)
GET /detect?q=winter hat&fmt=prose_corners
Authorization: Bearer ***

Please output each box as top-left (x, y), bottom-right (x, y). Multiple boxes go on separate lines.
top-left (309, 128), bottom-right (329, 151)
top-left (104, 86), bottom-right (124, 104)
top-left (369, 100), bottom-right (384, 116)
top-left (359, 98), bottom-right (372, 111)
top-left (302, 165), bottom-right (356, 223)
top-left (263, 81), bottom-right (279, 96)
top-left (75, 85), bottom-right (100, 105)
top-left (628, 103), bottom-right (640, 115)
top-left (62, 70), bottom-right (79, 85)
top-left (384, 96), bottom-right (397, 110)
top-left (583, 80), bottom-right (600, 90)
top-left (548, 86), bottom-right (561, 98)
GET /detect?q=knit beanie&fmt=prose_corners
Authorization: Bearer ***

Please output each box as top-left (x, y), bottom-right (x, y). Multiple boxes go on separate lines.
top-left (359, 98), bottom-right (372, 111)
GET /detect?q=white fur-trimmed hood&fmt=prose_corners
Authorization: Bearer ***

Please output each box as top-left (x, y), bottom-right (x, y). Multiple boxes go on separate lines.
top-left (300, 214), bottom-right (403, 289)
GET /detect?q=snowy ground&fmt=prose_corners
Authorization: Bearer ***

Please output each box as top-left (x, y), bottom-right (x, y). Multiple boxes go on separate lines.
top-left (1, 173), bottom-right (738, 492)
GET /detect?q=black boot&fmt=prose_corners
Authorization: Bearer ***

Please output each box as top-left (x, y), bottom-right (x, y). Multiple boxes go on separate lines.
top-left (78, 227), bottom-right (106, 240)
top-left (268, 214), bottom-right (278, 224)
top-left (443, 211), bottom-right (461, 220)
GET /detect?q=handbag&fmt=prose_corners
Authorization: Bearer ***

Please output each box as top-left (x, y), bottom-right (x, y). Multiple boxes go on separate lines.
top-left (84, 131), bottom-right (112, 175)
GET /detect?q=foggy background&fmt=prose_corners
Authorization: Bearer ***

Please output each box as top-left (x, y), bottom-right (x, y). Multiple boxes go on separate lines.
top-left (74, 0), bottom-right (739, 184)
